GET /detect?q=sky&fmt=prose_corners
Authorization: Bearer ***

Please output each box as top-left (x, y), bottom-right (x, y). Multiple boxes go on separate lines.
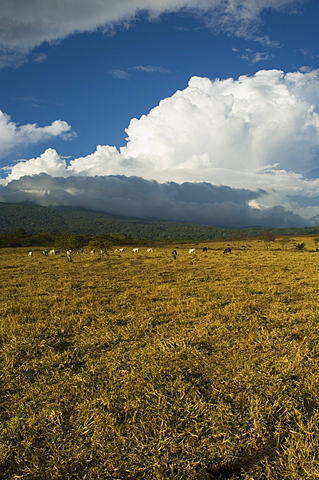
top-left (0, 0), bottom-right (319, 228)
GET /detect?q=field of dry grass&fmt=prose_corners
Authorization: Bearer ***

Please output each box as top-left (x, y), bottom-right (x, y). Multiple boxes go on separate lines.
top-left (1, 238), bottom-right (319, 479)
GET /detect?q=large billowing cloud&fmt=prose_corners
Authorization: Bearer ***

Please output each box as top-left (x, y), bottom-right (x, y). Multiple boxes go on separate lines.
top-left (6, 69), bottom-right (319, 183)
top-left (3, 68), bottom-right (319, 228)
top-left (0, 111), bottom-right (74, 159)
top-left (0, 0), bottom-right (303, 53)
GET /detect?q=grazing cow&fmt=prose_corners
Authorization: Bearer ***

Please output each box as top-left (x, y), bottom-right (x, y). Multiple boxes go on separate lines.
top-left (119, 248), bottom-right (125, 252)
top-left (146, 248), bottom-right (153, 253)
top-left (172, 250), bottom-right (178, 256)
top-left (42, 250), bottom-right (48, 255)
top-left (49, 249), bottom-right (56, 255)
top-left (90, 249), bottom-right (95, 255)
top-left (28, 250), bottom-right (33, 257)
top-left (223, 247), bottom-right (232, 254)
top-left (66, 250), bottom-right (72, 262)
top-left (132, 248), bottom-right (139, 253)
top-left (188, 248), bottom-right (196, 254)
top-left (202, 247), bottom-right (208, 252)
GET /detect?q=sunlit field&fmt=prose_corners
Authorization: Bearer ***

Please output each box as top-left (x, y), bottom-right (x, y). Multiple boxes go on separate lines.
top-left (1, 238), bottom-right (319, 479)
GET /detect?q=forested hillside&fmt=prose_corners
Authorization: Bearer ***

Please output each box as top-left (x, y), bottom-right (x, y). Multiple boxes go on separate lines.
top-left (0, 201), bottom-right (319, 242)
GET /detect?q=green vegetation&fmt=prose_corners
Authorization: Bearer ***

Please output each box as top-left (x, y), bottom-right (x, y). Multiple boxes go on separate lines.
top-left (1, 239), bottom-right (319, 479)
top-left (0, 202), bottom-right (231, 240)
top-left (1, 202), bottom-right (319, 245)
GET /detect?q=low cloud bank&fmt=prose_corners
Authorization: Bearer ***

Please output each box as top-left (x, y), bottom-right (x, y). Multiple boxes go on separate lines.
top-left (0, 173), bottom-right (312, 228)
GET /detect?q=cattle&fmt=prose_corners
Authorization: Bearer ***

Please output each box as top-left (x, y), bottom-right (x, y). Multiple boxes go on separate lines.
top-left (119, 248), bottom-right (125, 252)
top-left (132, 248), bottom-right (139, 253)
top-left (90, 250), bottom-right (95, 255)
top-left (223, 247), bottom-right (232, 254)
top-left (202, 247), bottom-right (208, 252)
top-left (28, 250), bottom-right (33, 257)
top-left (146, 248), bottom-right (153, 253)
top-left (66, 250), bottom-right (72, 262)
top-left (172, 250), bottom-right (178, 256)
top-left (42, 250), bottom-right (48, 255)
top-left (188, 248), bottom-right (196, 254)
top-left (49, 249), bottom-right (56, 255)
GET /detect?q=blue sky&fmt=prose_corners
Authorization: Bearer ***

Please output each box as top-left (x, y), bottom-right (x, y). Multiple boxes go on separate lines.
top-left (0, 0), bottom-right (319, 228)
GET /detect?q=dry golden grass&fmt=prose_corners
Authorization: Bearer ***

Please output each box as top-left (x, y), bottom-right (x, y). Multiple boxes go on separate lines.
top-left (1, 238), bottom-right (319, 479)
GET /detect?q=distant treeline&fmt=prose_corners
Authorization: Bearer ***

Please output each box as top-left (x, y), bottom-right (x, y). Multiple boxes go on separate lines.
top-left (0, 230), bottom-right (136, 249)
top-left (1, 201), bottom-right (319, 246)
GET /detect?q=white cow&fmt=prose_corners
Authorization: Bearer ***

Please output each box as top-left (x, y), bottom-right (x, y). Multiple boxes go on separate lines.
top-left (28, 251), bottom-right (33, 257)
top-left (119, 248), bottom-right (125, 252)
top-left (188, 248), bottom-right (196, 254)
top-left (146, 248), bottom-right (153, 253)
top-left (49, 249), bottom-right (56, 255)
top-left (132, 248), bottom-right (139, 253)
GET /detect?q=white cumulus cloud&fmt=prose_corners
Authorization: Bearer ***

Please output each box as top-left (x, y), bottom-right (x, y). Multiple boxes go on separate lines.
top-left (53, 68), bottom-right (318, 184)
top-left (0, 111), bottom-right (74, 160)
top-left (6, 69), bottom-right (319, 183)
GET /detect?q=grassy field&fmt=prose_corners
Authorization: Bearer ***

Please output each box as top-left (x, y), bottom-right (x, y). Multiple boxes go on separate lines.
top-left (1, 238), bottom-right (319, 479)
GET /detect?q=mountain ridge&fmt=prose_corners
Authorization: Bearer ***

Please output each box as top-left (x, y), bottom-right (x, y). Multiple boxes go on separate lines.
top-left (0, 201), bottom-right (318, 241)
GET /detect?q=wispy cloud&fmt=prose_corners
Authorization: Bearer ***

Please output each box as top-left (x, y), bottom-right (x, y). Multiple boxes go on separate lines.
top-left (33, 52), bottom-right (48, 63)
top-left (0, 49), bottom-right (28, 69)
top-left (299, 49), bottom-right (319, 60)
top-left (109, 64), bottom-right (169, 80)
top-left (108, 69), bottom-right (130, 80)
top-left (254, 35), bottom-right (282, 48)
top-left (0, 1), bottom-right (304, 58)
top-left (241, 50), bottom-right (275, 64)
top-left (130, 65), bottom-right (169, 74)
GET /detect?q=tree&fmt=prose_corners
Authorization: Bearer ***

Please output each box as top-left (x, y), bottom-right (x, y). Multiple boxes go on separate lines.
top-left (260, 231), bottom-right (276, 249)
top-left (54, 233), bottom-right (85, 252)
top-left (88, 235), bottom-right (112, 257)
top-left (278, 236), bottom-right (292, 250)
